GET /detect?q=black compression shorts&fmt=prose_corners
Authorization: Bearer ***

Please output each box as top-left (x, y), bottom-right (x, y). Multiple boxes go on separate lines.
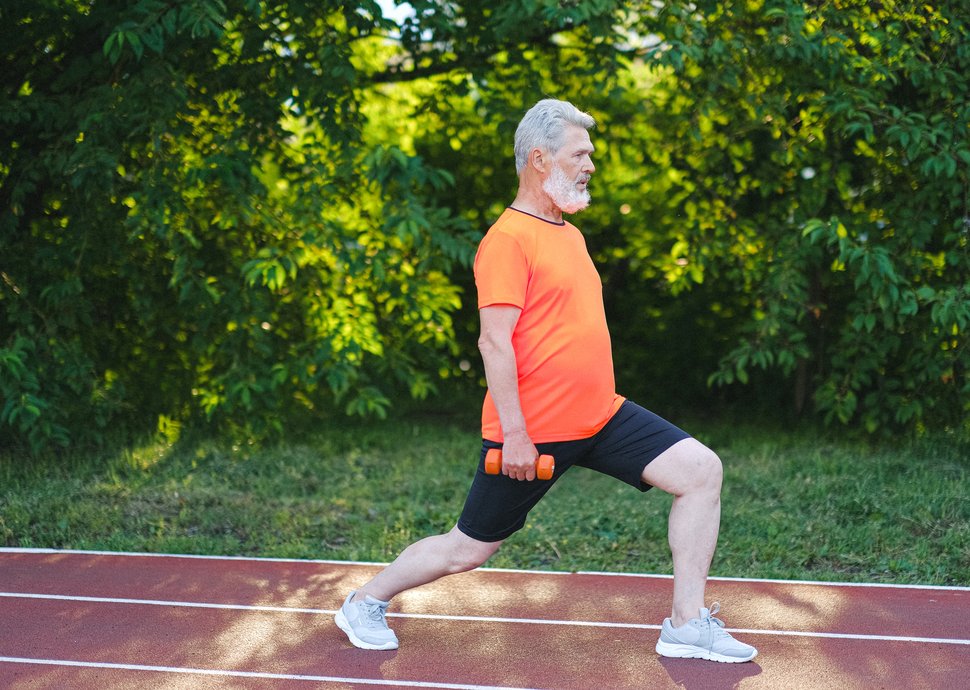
top-left (456, 400), bottom-right (691, 542)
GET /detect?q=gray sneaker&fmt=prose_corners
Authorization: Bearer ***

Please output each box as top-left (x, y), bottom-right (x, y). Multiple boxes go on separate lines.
top-left (655, 603), bottom-right (757, 663)
top-left (335, 591), bottom-right (399, 651)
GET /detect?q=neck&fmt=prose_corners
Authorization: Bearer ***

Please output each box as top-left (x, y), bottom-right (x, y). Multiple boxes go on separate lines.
top-left (511, 184), bottom-right (562, 223)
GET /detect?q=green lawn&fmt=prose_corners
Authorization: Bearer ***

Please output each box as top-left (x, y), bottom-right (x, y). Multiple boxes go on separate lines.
top-left (2, 413), bottom-right (967, 586)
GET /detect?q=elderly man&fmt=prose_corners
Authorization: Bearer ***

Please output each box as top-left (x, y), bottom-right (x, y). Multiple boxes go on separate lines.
top-left (335, 99), bottom-right (757, 664)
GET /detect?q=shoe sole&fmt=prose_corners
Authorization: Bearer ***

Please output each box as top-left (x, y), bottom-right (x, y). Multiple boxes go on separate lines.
top-left (335, 609), bottom-right (399, 651)
top-left (655, 640), bottom-right (757, 663)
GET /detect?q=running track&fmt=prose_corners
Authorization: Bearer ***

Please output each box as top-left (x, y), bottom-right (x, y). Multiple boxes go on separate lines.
top-left (1, 549), bottom-right (967, 689)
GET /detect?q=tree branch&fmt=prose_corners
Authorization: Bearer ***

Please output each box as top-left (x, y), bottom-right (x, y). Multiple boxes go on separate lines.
top-left (365, 23), bottom-right (569, 85)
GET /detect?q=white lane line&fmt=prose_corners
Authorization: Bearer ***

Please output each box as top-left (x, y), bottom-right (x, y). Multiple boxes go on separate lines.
top-left (2, 591), bottom-right (967, 646)
top-left (0, 656), bottom-right (543, 690)
top-left (2, 547), bottom-right (967, 591)
top-left (0, 591), bottom-right (328, 615)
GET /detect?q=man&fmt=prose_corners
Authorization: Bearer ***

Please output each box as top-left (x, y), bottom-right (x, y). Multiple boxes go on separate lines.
top-left (335, 99), bottom-right (757, 664)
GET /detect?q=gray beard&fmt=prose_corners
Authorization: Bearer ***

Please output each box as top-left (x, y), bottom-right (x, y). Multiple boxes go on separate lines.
top-left (542, 164), bottom-right (590, 214)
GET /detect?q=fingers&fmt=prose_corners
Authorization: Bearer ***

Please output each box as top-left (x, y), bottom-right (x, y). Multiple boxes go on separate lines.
top-left (502, 460), bottom-right (537, 481)
top-left (498, 438), bottom-right (540, 481)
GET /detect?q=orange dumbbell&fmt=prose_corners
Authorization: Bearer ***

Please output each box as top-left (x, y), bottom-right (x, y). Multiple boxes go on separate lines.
top-left (484, 448), bottom-right (555, 480)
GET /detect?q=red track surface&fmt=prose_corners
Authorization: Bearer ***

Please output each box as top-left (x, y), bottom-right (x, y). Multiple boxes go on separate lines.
top-left (1, 549), bottom-right (967, 689)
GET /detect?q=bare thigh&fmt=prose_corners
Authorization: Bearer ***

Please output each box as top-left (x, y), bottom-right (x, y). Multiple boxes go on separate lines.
top-left (640, 438), bottom-right (723, 496)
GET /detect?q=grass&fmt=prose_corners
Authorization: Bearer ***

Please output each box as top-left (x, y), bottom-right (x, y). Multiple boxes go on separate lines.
top-left (1, 412), bottom-right (968, 586)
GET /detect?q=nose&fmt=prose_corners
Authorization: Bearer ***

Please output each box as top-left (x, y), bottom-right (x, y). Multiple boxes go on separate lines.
top-left (583, 156), bottom-right (595, 174)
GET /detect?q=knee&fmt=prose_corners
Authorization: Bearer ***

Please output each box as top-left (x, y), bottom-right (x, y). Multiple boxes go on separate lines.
top-left (694, 445), bottom-right (723, 493)
top-left (675, 441), bottom-right (722, 495)
top-left (642, 438), bottom-right (723, 498)
top-left (446, 529), bottom-right (501, 574)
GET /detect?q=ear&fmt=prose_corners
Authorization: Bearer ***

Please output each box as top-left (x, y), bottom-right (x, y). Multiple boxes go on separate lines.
top-left (529, 147), bottom-right (545, 174)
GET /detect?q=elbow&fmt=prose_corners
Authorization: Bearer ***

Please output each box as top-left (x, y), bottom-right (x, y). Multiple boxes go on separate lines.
top-left (478, 330), bottom-right (508, 360)
top-left (478, 333), bottom-right (496, 357)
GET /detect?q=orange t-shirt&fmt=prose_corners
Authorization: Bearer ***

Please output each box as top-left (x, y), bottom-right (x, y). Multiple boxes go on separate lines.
top-left (475, 207), bottom-right (624, 442)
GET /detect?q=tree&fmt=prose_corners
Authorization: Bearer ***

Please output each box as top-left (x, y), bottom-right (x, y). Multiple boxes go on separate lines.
top-left (627, 0), bottom-right (969, 432)
top-left (0, 0), bottom-right (634, 451)
top-left (3, 1), bottom-right (966, 453)
top-left (1, 0), bottom-right (480, 449)
top-left (375, 0), bottom-right (969, 434)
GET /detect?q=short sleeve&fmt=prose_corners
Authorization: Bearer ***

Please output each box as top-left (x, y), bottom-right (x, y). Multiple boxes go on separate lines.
top-left (474, 230), bottom-right (529, 309)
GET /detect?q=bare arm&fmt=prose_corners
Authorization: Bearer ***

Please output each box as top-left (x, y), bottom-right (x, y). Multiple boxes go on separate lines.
top-left (478, 305), bottom-right (539, 481)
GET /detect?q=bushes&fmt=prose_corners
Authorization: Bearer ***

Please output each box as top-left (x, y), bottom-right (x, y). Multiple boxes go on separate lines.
top-left (2, 1), bottom-right (966, 453)
top-left (1, 1), bottom-right (475, 452)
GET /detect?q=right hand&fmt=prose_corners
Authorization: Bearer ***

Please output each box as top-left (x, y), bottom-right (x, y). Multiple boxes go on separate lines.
top-left (501, 430), bottom-right (539, 481)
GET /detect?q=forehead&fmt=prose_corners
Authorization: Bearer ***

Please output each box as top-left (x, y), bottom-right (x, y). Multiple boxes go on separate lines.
top-left (558, 124), bottom-right (594, 153)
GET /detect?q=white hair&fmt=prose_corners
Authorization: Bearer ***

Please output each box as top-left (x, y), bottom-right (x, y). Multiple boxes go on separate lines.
top-left (513, 99), bottom-right (595, 175)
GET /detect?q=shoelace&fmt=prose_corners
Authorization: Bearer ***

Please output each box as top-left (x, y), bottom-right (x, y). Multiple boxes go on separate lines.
top-left (700, 602), bottom-right (731, 639)
top-left (360, 600), bottom-right (389, 627)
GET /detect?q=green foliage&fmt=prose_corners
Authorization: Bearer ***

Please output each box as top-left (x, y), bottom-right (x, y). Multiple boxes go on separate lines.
top-left (1, 1), bottom-right (475, 451)
top-left (2, 0), bottom-right (967, 453)
top-left (624, 1), bottom-right (969, 432)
